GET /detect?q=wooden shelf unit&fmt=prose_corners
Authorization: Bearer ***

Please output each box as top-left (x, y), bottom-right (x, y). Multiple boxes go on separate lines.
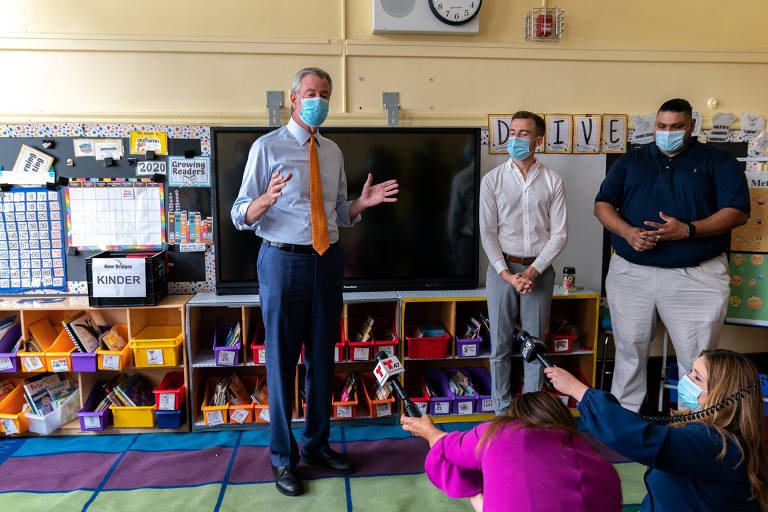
top-left (0, 294), bottom-right (191, 436)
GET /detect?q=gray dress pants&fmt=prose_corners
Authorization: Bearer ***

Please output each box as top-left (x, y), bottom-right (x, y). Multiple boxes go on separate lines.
top-left (486, 262), bottom-right (555, 415)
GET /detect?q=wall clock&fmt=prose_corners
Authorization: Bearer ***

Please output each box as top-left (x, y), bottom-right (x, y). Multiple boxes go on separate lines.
top-left (428, 0), bottom-right (482, 26)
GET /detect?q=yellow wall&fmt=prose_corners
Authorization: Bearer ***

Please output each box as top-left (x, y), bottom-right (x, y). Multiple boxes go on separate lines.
top-left (1, 0), bottom-right (768, 124)
top-left (0, 0), bottom-right (765, 352)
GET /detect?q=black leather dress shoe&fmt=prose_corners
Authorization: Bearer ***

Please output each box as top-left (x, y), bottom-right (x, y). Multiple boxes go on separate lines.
top-left (272, 465), bottom-right (304, 496)
top-left (301, 447), bottom-right (355, 474)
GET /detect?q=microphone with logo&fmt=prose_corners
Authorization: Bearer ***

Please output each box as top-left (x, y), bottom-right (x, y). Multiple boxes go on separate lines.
top-left (373, 350), bottom-right (422, 417)
top-left (517, 330), bottom-right (555, 391)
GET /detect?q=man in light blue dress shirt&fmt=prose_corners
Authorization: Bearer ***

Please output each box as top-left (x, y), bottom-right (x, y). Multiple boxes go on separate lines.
top-left (231, 67), bottom-right (398, 497)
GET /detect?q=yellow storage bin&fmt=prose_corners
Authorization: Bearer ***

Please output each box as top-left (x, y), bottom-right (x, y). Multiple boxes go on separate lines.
top-left (96, 324), bottom-right (133, 371)
top-left (19, 319), bottom-right (60, 373)
top-left (130, 325), bottom-right (183, 368)
top-left (0, 382), bottom-right (30, 435)
top-left (45, 329), bottom-right (77, 373)
top-left (201, 377), bottom-right (228, 426)
top-left (110, 404), bottom-right (156, 428)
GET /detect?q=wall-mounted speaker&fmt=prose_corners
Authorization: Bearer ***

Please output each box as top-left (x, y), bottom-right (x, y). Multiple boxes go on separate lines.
top-left (372, 0), bottom-right (480, 34)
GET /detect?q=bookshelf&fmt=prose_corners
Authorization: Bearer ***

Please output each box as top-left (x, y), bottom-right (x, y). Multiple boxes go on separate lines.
top-left (0, 294), bottom-right (191, 435)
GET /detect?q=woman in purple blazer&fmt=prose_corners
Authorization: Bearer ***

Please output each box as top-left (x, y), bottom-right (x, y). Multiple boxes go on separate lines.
top-left (401, 391), bottom-right (622, 512)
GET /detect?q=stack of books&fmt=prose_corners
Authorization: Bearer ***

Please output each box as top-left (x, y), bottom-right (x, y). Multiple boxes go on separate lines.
top-left (461, 312), bottom-right (490, 340)
top-left (448, 370), bottom-right (476, 397)
top-left (368, 379), bottom-right (393, 401)
top-left (223, 322), bottom-right (242, 347)
top-left (94, 374), bottom-right (155, 411)
top-left (250, 376), bottom-right (267, 405)
top-left (23, 373), bottom-right (76, 416)
top-left (339, 372), bottom-right (356, 402)
top-left (209, 374), bottom-right (250, 406)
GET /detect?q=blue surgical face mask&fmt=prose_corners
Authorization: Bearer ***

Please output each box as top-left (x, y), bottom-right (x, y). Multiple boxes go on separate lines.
top-left (677, 374), bottom-right (704, 411)
top-left (507, 136), bottom-right (533, 161)
top-left (299, 97), bottom-right (329, 127)
top-left (655, 130), bottom-right (686, 153)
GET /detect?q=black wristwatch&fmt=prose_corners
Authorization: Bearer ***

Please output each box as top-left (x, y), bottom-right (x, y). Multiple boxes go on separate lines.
top-left (686, 222), bottom-right (696, 238)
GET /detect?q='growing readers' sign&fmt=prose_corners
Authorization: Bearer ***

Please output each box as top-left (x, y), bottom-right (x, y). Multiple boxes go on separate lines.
top-left (168, 156), bottom-right (210, 187)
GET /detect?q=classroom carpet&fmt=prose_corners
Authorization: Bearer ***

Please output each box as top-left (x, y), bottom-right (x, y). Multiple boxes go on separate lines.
top-left (0, 422), bottom-right (647, 512)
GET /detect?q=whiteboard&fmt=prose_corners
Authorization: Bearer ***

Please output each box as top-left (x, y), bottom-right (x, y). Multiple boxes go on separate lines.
top-left (478, 152), bottom-right (607, 294)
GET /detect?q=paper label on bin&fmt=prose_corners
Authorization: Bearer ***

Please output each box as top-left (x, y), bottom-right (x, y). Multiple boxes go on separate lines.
top-left (336, 405), bottom-right (352, 418)
top-left (1, 418), bottom-right (18, 435)
top-left (257, 348), bottom-right (265, 363)
top-left (217, 350), bottom-right (235, 366)
top-left (22, 355), bottom-right (43, 371)
top-left (458, 401), bottom-right (473, 415)
top-left (102, 354), bottom-right (120, 370)
top-left (416, 402), bottom-right (428, 415)
top-left (83, 415), bottom-right (102, 429)
top-left (461, 344), bottom-right (477, 357)
top-left (230, 408), bottom-right (249, 424)
top-left (51, 358), bottom-right (68, 372)
top-left (353, 347), bottom-right (369, 360)
top-left (146, 349), bottom-right (164, 365)
top-left (434, 401), bottom-right (450, 415)
top-left (158, 393), bottom-right (175, 411)
top-left (258, 409), bottom-right (270, 422)
top-left (481, 399), bottom-right (493, 411)
top-left (375, 403), bottom-right (391, 417)
top-left (91, 258), bottom-right (147, 297)
top-left (381, 345), bottom-right (395, 357)
top-left (0, 357), bottom-right (12, 371)
top-left (206, 410), bottom-right (224, 426)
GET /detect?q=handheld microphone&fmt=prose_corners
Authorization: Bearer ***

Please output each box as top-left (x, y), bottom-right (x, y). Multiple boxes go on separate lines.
top-left (373, 350), bottom-right (422, 417)
top-left (517, 331), bottom-right (555, 391)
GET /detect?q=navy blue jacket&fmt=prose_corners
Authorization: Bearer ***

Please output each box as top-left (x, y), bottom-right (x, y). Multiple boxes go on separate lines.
top-left (578, 388), bottom-right (760, 512)
top-left (595, 140), bottom-right (749, 268)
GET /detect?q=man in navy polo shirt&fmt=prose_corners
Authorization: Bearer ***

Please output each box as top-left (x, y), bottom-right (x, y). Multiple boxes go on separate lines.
top-left (594, 98), bottom-right (749, 412)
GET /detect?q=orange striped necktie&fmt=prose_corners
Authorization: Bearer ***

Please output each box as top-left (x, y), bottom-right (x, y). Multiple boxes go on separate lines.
top-left (309, 135), bottom-right (330, 255)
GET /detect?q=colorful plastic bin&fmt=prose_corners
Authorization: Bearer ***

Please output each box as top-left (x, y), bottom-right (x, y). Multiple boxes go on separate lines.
top-left (547, 331), bottom-right (578, 353)
top-left (153, 371), bottom-right (186, 411)
top-left (371, 318), bottom-right (399, 359)
top-left (444, 368), bottom-right (475, 415)
top-left (130, 325), bottom-right (183, 367)
top-left (0, 323), bottom-right (22, 373)
top-left (44, 329), bottom-right (77, 373)
top-left (96, 324), bottom-right (132, 371)
top-left (110, 403), bottom-right (156, 428)
top-left (360, 372), bottom-right (396, 419)
top-left (332, 373), bottom-right (359, 420)
top-left (26, 388), bottom-right (80, 435)
top-left (201, 377), bottom-right (228, 426)
top-left (422, 369), bottom-right (453, 416)
top-left (667, 363), bottom-right (679, 403)
top-left (213, 321), bottom-right (241, 366)
top-left (19, 318), bottom-right (59, 373)
top-left (405, 326), bottom-right (450, 359)
top-left (78, 384), bottom-right (112, 431)
top-left (156, 408), bottom-right (184, 429)
top-left (403, 371), bottom-right (430, 417)
top-left (0, 381), bottom-right (29, 435)
top-left (465, 367), bottom-right (493, 414)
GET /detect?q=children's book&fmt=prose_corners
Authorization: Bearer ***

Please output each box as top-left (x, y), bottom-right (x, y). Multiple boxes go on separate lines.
top-left (62, 312), bottom-right (101, 353)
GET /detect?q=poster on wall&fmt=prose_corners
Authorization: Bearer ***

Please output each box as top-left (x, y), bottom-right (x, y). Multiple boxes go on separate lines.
top-left (1, 145), bottom-right (55, 185)
top-left (726, 252), bottom-right (768, 326)
top-left (488, 114), bottom-right (513, 154)
top-left (731, 171), bottom-right (768, 253)
top-left (166, 187), bottom-right (213, 250)
top-left (601, 114), bottom-right (628, 153)
top-left (544, 114), bottom-right (572, 153)
top-left (572, 114), bottom-right (601, 153)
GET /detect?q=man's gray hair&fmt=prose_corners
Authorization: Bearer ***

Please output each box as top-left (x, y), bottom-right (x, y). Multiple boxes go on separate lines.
top-left (290, 67), bottom-right (333, 95)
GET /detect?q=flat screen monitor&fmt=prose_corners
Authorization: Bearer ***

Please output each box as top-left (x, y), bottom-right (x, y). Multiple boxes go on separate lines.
top-left (212, 126), bottom-right (480, 294)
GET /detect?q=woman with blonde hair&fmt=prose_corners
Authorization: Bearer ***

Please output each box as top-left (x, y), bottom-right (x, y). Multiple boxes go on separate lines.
top-left (401, 390), bottom-right (621, 511)
top-left (546, 348), bottom-right (768, 512)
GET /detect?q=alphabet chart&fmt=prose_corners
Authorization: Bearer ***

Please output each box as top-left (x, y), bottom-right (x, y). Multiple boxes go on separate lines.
top-left (65, 178), bottom-right (165, 249)
top-left (0, 187), bottom-right (67, 292)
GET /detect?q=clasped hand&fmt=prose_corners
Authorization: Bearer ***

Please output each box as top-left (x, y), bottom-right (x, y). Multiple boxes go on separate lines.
top-left (625, 211), bottom-right (688, 252)
top-left (501, 267), bottom-right (538, 294)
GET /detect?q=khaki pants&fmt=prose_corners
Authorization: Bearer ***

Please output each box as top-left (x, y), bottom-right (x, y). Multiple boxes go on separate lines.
top-left (606, 253), bottom-right (730, 412)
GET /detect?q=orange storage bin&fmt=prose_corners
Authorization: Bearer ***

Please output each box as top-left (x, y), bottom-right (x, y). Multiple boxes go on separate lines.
top-left (19, 318), bottom-right (60, 373)
top-left (331, 373), bottom-right (359, 420)
top-left (96, 324), bottom-right (132, 370)
top-left (0, 382), bottom-right (30, 435)
top-left (201, 377), bottom-right (228, 426)
top-left (360, 373), bottom-right (396, 419)
top-left (45, 329), bottom-right (77, 373)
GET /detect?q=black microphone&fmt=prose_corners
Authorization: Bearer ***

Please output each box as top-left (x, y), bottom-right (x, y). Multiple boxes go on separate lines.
top-left (517, 331), bottom-right (555, 391)
top-left (373, 350), bottom-right (422, 417)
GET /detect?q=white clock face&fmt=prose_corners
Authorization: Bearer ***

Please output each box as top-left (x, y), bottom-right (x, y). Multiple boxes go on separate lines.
top-left (428, 0), bottom-right (482, 26)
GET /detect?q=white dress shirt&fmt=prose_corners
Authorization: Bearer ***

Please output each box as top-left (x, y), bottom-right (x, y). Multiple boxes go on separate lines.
top-left (480, 158), bottom-right (568, 275)
top-left (231, 117), bottom-right (360, 245)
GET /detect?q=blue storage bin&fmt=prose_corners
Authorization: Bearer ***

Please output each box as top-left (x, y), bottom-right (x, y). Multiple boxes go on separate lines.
top-left (760, 374), bottom-right (767, 398)
top-left (666, 363), bottom-right (679, 404)
top-left (156, 408), bottom-right (183, 429)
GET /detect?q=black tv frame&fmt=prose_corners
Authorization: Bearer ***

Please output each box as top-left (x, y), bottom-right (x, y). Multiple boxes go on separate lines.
top-left (211, 126), bottom-right (481, 295)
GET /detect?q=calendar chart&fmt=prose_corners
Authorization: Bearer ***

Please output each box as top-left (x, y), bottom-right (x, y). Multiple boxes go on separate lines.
top-left (65, 179), bottom-right (165, 249)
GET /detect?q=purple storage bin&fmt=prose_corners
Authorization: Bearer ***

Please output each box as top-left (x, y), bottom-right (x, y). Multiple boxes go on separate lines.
top-left (465, 367), bottom-right (493, 414)
top-left (455, 328), bottom-right (490, 358)
top-left (77, 384), bottom-right (112, 431)
top-left (213, 321), bottom-right (241, 366)
top-left (422, 369), bottom-right (453, 416)
top-left (0, 323), bottom-right (22, 373)
top-left (444, 368), bottom-right (475, 415)
top-left (71, 352), bottom-right (98, 372)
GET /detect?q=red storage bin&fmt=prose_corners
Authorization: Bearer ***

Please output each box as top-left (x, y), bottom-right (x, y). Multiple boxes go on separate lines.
top-left (153, 371), bottom-right (186, 411)
top-left (405, 325), bottom-right (450, 359)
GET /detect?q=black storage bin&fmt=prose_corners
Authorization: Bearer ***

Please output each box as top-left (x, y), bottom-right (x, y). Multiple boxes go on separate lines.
top-left (86, 250), bottom-right (168, 307)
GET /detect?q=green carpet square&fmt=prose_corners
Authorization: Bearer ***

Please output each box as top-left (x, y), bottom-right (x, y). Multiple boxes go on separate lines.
top-left (0, 490), bottom-right (92, 512)
top-left (349, 474), bottom-right (474, 511)
top-left (221, 478), bottom-right (349, 511)
top-left (614, 462), bottom-right (647, 505)
top-left (86, 484), bottom-right (222, 511)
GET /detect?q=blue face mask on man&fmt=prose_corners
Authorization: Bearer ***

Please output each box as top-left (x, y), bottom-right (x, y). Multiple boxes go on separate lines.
top-left (677, 374), bottom-right (704, 411)
top-left (655, 130), bottom-right (686, 153)
top-left (507, 136), bottom-right (533, 161)
top-left (299, 97), bottom-right (329, 127)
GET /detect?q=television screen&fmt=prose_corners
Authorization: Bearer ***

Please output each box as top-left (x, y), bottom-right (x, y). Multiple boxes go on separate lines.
top-left (212, 127), bottom-right (480, 294)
